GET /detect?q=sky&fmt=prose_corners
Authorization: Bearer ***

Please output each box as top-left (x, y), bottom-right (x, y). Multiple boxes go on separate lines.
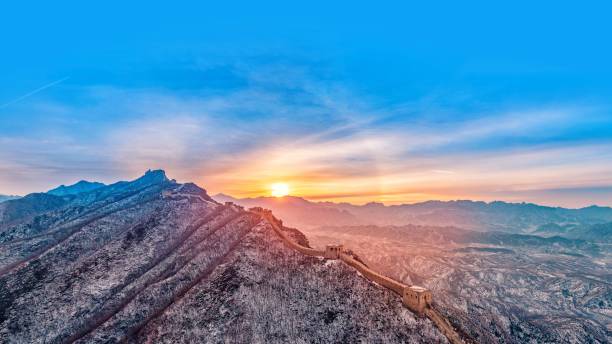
top-left (1, 1), bottom-right (612, 207)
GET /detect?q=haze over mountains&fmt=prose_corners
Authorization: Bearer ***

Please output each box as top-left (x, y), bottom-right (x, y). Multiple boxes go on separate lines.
top-left (213, 195), bottom-right (611, 342)
top-left (214, 194), bottom-right (612, 240)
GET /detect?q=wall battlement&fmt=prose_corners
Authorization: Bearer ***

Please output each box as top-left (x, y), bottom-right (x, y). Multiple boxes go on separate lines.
top-left (252, 207), bottom-right (324, 257)
top-left (249, 207), bottom-right (464, 344)
top-left (324, 244), bottom-right (344, 259)
top-left (339, 252), bottom-right (406, 296)
top-left (403, 286), bottom-right (433, 313)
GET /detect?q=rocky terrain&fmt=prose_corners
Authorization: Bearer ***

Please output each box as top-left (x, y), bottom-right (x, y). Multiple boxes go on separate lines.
top-left (0, 170), bottom-right (446, 343)
top-left (216, 191), bottom-right (612, 342)
top-left (304, 225), bottom-right (612, 343)
top-left (535, 222), bottom-right (612, 243)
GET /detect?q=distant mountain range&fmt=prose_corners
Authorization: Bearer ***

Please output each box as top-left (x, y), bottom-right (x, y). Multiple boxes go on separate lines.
top-left (214, 194), bottom-right (612, 239)
top-left (1, 179), bottom-right (109, 205)
top-left (314, 223), bottom-right (603, 252)
top-left (0, 179), bottom-right (106, 204)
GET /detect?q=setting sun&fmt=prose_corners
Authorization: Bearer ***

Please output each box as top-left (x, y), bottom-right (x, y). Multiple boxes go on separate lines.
top-left (270, 183), bottom-right (290, 197)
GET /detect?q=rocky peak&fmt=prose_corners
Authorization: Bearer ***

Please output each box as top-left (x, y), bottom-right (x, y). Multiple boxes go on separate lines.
top-left (125, 169), bottom-right (170, 190)
top-left (141, 169), bottom-right (169, 183)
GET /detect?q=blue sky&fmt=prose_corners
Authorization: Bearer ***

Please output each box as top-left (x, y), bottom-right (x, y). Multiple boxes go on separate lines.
top-left (1, 1), bottom-right (612, 207)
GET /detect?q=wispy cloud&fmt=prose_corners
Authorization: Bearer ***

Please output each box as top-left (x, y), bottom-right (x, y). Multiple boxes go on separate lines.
top-left (1, 61), bottom-right (611, 207)
top-left (0, 77), bottom-right (69, 109)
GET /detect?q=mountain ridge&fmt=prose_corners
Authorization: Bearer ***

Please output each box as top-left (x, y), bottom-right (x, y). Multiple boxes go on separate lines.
top-left (214, 193), bottom-right (612, 234)
top-left (47, 180), bottom-right (106, 196)
top-left (0, 195), bottom-right (21, 203)
top-left (214, 193), bottom-right (612, 211)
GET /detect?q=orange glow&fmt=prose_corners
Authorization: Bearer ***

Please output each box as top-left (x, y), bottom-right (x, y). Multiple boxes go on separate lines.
top-left (191, 140), bottom-right (612, 208)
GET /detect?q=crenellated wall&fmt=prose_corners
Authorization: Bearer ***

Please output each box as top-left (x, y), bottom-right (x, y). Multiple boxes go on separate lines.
top-left (249, 207), bottom-right (464, 344)
top-left (324, 244), bottom-right (343, 259)
top-left (403, 286), bottom-right (433, 313)
top-left (339, 252), bottom-right (406, 296)
top-left (256, 208), bottom-right (324, 257)
top-left (425, 307), bottom-right (464, 344)
top-left (271, 222), bottom-right (325, 257)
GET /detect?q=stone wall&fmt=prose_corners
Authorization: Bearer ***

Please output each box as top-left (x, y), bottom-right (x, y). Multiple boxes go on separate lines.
top-left (425, 307), bottom-right (464, 344)
top-left (256, 209), bottom-right (324, 257)
top-left (250, 207), bottom-right (464, 343)
top-left (339, 253), bottom-right (406, 296)
top-left (324, 245), bottom-right (344, 259)
top-left (403, 286), bottom-right (433, 314)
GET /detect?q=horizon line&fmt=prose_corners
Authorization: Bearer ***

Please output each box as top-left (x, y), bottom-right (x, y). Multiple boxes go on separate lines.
top-left (212, 192), bottom-right (611, 210)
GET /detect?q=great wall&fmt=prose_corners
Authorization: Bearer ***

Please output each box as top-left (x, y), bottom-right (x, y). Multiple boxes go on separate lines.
top-left (248, 206), bottom-right (465, 344)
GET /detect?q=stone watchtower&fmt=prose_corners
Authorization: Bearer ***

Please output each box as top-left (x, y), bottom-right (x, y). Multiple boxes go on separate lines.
top-left (402, 286), bottom-right (432, 314)
top-left (324, 244), bottom-right (344, 259)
